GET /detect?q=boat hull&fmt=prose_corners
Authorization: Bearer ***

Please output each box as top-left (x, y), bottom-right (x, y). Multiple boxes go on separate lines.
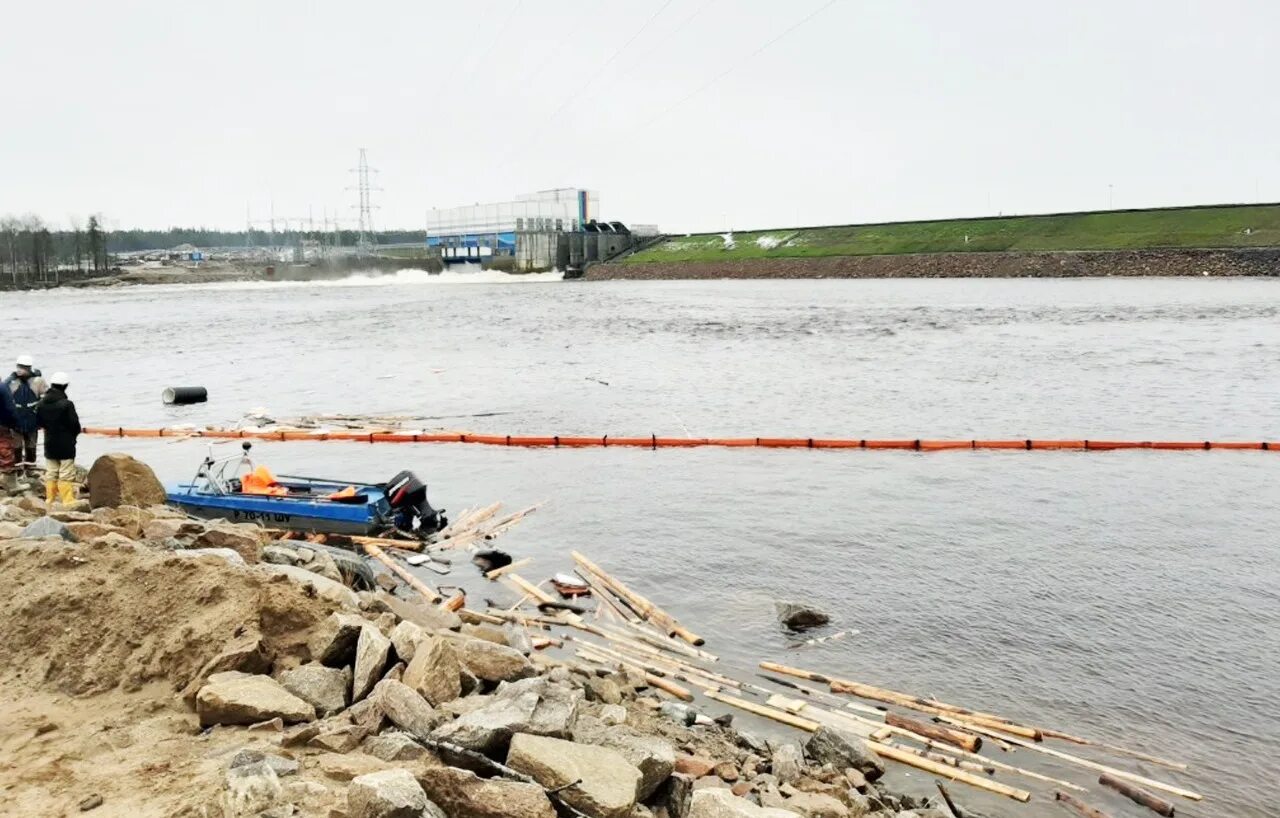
top-left (167, 484), bottom-right (392, 535)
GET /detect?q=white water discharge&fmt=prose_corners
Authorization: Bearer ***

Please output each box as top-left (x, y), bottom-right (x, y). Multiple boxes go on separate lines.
top-left (186, 265), bottom-right (564, 292)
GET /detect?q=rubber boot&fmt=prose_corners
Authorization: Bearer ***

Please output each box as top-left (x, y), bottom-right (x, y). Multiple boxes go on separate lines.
top-left (58, 481), bottom-right (77, 507)
top-left (45, 480), bottom-right (58, 506)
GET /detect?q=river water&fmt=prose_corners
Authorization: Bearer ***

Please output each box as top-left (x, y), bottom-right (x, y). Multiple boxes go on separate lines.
top-left (5, 271), bottom-right (1278, 815)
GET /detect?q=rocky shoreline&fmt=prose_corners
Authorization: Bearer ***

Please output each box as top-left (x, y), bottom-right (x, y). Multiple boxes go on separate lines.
top-left (0, 455), bottom-right (935, 818)
top-left (585, 247), bottom-right (1280, 280)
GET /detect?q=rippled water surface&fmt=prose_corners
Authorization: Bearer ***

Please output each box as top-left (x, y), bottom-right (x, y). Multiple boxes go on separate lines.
top-left (6, 273), bottom-right (1278, 815)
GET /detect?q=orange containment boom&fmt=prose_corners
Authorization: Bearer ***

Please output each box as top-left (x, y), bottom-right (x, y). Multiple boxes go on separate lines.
top-left (82, 427), bottom-right (1277, 453)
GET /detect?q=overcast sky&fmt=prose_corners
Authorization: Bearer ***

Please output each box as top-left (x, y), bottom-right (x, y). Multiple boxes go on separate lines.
top-left (3, 0), bottom-right (1277, 233)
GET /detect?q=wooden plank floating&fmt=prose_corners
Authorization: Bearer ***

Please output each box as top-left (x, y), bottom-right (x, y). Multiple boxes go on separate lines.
top-left (760, 661), bottom-right (1042, 740)
top-left (865, 741), bottom-right (1031, 803)
top-left (361, 542), bottom-right (442, 603)
top-left (940, 718), bottom-right (1203, 802)
top-left (572, 551), bottom-right (705, 645)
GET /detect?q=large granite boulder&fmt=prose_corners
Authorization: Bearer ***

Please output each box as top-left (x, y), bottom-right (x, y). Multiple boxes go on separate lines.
top-left (194, 524), bottom-right (263, 563)
top-left (390, 620), bottom-right (425, 662)
top-left (417, 766), bottom-right (556, 818)
top-left (574, 715), bottom-right (674, 800)
top-left (688, 789), bottom-right (797, 818)
top-left (353, 624), bottom-right (392, 701)
top-left (263, 564), bottom-right (359, 608)
top-left (377, 591), bottom-right (462, 631)
top-left (369, 678), bottom-right (444, 739)
top-left (196, 671), bottom-right (316, 726)
top-left (309, 613), bottom-right (369, 666)
top-left (431, 676), bottom-right (580, 756)
top-left (803, 727), bottom-right (884, 781)
top-left (348, 768), bottom-right (438, 818)
top-left (279, 664), bottom-right (352, 717)
top-left (403, 636), bottom-right (463, 706)
top-left (507, 733), bottom-right (642, 818)
top-left (87, 453), bottom-right (167, 509)
top-left (20, 516), bottom-right (76, 541)
top-left (457, 638), bottom-right (536, 684)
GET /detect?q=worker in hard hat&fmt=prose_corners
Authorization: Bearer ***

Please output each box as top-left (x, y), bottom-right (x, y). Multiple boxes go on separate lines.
top-left (36, 372), bottom-right (81, 506)
top-left (5, 355), bottom-right (48, 472)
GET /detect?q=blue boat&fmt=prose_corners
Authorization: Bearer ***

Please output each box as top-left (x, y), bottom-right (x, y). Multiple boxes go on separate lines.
top-left (167, 442), bottom-right (445, 537)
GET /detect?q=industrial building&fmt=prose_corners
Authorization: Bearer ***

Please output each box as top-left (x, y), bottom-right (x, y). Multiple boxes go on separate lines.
top-left (426, 188), bottom-right (646, 273)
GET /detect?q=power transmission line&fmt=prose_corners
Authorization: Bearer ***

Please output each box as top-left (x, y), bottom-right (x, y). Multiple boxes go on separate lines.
top-left (629, 0), bottom-right (840, 134)
top-left (499, 0), bottom-right (678, 167)
top-left (453, 0), bottom-right (525, 93)
top-left (611, 0), bottom-right (719, 83)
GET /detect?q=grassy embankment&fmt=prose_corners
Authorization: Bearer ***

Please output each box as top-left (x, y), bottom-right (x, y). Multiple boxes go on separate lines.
top-left (624, 204), bottom-right (1280, 264)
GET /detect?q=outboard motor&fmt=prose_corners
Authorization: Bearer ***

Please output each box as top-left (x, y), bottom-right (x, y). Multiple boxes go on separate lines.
top-left (384, 470), bottom-right (447, 534)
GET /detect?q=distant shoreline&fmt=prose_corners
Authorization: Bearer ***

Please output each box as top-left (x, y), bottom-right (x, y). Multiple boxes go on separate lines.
top-left (585, 247), bottom-right (1280, 281)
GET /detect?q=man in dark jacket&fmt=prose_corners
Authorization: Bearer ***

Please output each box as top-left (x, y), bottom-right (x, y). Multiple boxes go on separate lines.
top-left (36, 372), bottom-right (80, 506)
top-left (0, 372), bottom-right (18, 491)
top-left (6, 354), bottom-right (48, 469)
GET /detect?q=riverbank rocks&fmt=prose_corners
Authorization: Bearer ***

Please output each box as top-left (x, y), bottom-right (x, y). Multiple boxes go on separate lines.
top-left (803, 728), bottom-right (884, 782)
top-left (403, 636), bottom-right (463, 706)
top-left (361, 731), bottom-right (431, 762)
top-left (417, 767), bottom-right (556, 818)
top-left (507, 733), bottom-right (643, 818)
top-left (86, 453), bottom-right (167, 509)
top-left (390, 620), bottom-right (425, 662)
top-left (575, 717), bottom-right (675, 800)
top-left (348, 769), bottom-right (438, 818)
top-left (263, 563), bottom-right (360, 608)
top-left (194, 524), bottom-right (263, 563)
top-left (770, 743), bottom-right (803, 784)
top-left (370, 679), bottom-right (444, 738)
top-left (197, 671), bottom-right (316, 726)
top-left (775, 602), bottom-right (831, 632)
top-left (309, 613), bottom-right (369, 666)
top-left (279, 664), bottom-right (351, 717)
top-left (377, 592), bottom-right (462, 632)
top-left (432, 676), bottom-right (580, 755)
top-left (354, 624), bottom-right (392, 701)
top-left (689, 788), bottom-right (796, 818)
top-left (457, 638), bottom-right (535, 684)
top-left (20, 516), bottom-right (76, 541)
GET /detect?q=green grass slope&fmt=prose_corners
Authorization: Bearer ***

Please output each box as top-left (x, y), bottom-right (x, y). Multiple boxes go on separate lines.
top-left (624, 204), bottom-right (1280, 264)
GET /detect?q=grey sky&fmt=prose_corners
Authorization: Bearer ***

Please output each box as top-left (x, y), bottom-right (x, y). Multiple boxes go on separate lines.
top-left (3, 0), bottom-right (1276, 233)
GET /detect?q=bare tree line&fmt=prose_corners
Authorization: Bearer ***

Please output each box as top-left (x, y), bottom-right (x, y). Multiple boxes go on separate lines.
top-left (0, 213), bottom-right (109, 287)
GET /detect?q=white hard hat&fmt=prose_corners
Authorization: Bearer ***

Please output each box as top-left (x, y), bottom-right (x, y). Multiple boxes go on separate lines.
top-left (15, 355), bottom-right (33, 367)
top-left (50, 372), bottom-right (69, 386)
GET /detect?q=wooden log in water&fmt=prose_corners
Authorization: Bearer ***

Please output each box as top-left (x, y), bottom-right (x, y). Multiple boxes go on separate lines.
top-left (361, 542), bottom-right (442, 603)
top-left (1054, 791), bottom-right (1114, 818)
top-left (940, 718), bottom-right (1202, 801)
top-left (865, 741), bottom-right (1031, 803)
top-left (766, 694), bottom-right (885, 740)
top-left (350, 534), bottom-right (425, 552)
top-left (885, 712), bottom-right (982, 753)
top-left (888, 743), bottom-right (993, 776)
top-left (572, 551), bottom-right (705, 645)
top-left (575, 646), bottom-right (695, 701)
top-left (485, 557), bottom-right (533, 580)
top-left (1045, 731), bottom-right (1188, 771)
top-left (767, 691), bottom-right (1087, 793)
top-left (1099, 774), bottom-right (1176, 817)
top-left (759, 661), bottom-right (1042, 740)
top-left (442, 592), bottom-right (466, 612)
top-left (704, 690), bottom-right (822, 732)
top-left (576, 641), bottom-right (725, 693)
